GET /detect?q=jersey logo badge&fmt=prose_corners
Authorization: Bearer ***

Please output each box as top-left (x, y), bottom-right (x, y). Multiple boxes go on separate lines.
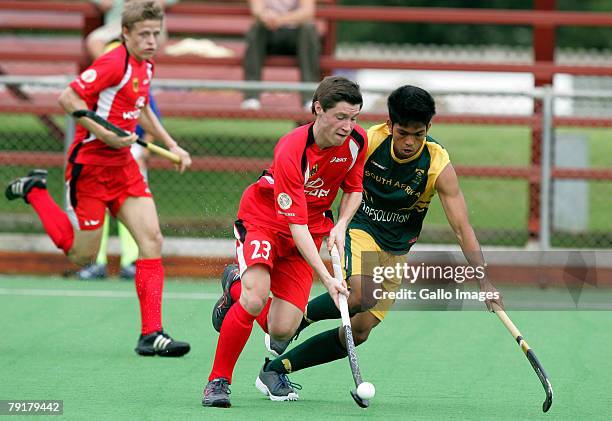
top-left (277, 192), bottom-right (292, 210)
top-left (304, 177), bottom-right (330, 197)
top-left (132, 78), bottom-right (139, 92)
top-left (330, 156), bottom-right (347, 163)
top-left (305, 178), bottom-right (324, 189)
top-left (309, 164), bottom-right (318, 178)
top-left (414, 168), bottom-right (425, 184)
top-left (80, 69), bottom-right (97, 83)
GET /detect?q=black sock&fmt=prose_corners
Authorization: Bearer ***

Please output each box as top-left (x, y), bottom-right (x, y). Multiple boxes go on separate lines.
top-left (305, 293), bottom-right (340, 321)
top-left (295, 316), bottom-right (311, 335)
top-left (266, 328), bottom-right (347, 374)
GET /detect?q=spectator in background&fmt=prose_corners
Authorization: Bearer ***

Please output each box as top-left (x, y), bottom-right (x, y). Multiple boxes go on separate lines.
top-left (86, 0), bottom-right (177, 60)
top-left (242, 0), bottom-right (321, 110)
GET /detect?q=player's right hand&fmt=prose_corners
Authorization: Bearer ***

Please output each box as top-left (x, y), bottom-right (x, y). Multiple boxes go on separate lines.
top-left (169, 144), bottom-right (192, 173)
top-left (104, 131), bottom-right (138, 149)
top-left (479, 278), bottom-right (504, 312)
top-left (322, 274), bottom-right (349, 309)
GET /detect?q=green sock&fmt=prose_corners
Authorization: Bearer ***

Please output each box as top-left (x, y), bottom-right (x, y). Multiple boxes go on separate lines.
top-left (95, 216), bottom-right (110, 265)
top-left (266, 328), bottom-right (347, 374)
top-left (118, 221), bottom-right (138, 267)
top-left (305, 293), bottom-right (341, 321)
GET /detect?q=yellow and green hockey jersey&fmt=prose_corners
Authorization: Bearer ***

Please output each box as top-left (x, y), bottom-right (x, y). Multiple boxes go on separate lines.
top-left (349, 123), bottom-right (450, 253)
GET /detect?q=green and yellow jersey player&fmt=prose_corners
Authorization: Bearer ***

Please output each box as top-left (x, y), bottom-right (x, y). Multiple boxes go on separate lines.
top-left (257, 85), bottom-right (504, 399)
top-left (345, 116), bottom-right (452, 321)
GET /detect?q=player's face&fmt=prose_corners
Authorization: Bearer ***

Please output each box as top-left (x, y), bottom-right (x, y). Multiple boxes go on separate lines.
top-left (313, 101), bottom-right (361, 148)
top-left (389, 121), bottom-right (430, 159)
top-left (123, 19), bottom-right (162, 61)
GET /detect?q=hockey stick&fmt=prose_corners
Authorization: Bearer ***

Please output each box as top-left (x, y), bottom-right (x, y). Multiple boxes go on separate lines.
top-left (330, 245), bottom-right (373, 408)
top-left (492, 302), bottom-right (553, 412)
top-left (72, 110), bottom-right (181, 164)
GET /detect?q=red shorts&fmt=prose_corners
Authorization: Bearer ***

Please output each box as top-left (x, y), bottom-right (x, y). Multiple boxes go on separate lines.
top-left (65, 159), bottom-right (151, 231)
top-left (233, 219), bottom-right (324, 312)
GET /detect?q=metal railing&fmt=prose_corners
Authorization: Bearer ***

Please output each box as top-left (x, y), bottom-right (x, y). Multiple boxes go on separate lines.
top-left (0, 76), bottom-right (610, 249)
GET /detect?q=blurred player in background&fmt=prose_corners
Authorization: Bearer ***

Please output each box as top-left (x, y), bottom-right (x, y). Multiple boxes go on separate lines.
top-left (203, 76), bottom-right (367, 408)
top-left (79, 18), bottom-right (165, 280)
top-left (5, 1), bottom-right (192, 356)
top-left (75, 138), bottom-right (147, 281)
top-left (260, 85), bottom-right (504, 399)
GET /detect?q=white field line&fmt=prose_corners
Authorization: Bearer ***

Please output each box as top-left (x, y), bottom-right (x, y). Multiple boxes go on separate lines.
top-left (0, 287), bottom-right (610, 310)
top-left (0, 288), bottom-right (217, 300)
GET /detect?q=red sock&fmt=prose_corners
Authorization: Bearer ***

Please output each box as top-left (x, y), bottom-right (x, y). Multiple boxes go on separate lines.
top-left (255, 298), bottom-right (271, 333)
top-left (27, 187), bottom-right (74, 254)
top-left (229, 281), bottom-right (241, 302)
top-left (230, 282), bottom-right (270, 333)
top-left (209, 302), bottom-right (255, 383)
top-left (135, 258), bottom-right (164, 335)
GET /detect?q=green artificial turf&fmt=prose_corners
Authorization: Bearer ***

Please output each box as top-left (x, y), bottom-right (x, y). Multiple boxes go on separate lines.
top-left (1, 275), bottom-right (611, 420)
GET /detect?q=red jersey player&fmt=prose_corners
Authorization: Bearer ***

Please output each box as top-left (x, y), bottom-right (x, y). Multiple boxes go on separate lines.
top-left (203, 76), bottom-right (367, 408)
top-left (5, 1), bottom-right (191, 357)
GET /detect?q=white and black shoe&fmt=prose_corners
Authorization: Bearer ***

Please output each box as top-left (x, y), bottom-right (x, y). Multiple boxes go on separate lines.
top-left (134, 329), bottom-right (190, 357)
top-left (5, 169), bottom-right (47, 203)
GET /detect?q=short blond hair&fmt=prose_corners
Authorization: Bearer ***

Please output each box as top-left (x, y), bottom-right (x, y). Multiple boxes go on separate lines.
top-left (121, 1), bottom-right (163, 32)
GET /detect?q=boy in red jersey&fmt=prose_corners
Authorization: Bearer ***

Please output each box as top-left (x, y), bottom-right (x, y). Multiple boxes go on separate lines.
top-left (5, 1), bottom-right (191, 357)
top-left (203, 76), bottom-right (367, 408)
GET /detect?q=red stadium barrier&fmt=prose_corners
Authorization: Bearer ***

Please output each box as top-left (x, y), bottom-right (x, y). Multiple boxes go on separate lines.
top-left (2, 0), bottom-right (612, 242)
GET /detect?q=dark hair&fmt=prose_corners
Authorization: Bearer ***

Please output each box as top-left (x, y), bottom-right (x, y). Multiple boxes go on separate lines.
top-left (311, 76), bottom-right (362, 114)
top-left (122, 1), bottom-right (164, 31)
top-left (387, 85), bottom-right (436, 127)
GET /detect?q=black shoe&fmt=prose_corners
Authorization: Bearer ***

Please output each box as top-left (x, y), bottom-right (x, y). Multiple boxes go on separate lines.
top-left (212, 264), bottom-right (240, 333)
top-left (5, 169), bottom-right (47, 203)
top-left (134, 329), bottom-right (190, 357)
top-left (264, 317), bottom-right (311, 357)
top-left (202, 378), bottom-right (231, 408)
top-left (255, 358), bottom-right (301, 401)
top-left (76, 263), bottom-right (107, 280)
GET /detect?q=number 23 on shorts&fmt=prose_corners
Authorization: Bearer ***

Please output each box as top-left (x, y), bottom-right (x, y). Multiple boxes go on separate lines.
top-left (250, 240), bottom-right (271, 260)
top-left (235, 223), bottom-right (278, 267)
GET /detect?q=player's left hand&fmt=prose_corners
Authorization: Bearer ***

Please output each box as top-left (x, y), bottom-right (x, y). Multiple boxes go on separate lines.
top-left (169, 145), bottom-right (192, 173)
top-left (479, 278), bottom-right (504, 312)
